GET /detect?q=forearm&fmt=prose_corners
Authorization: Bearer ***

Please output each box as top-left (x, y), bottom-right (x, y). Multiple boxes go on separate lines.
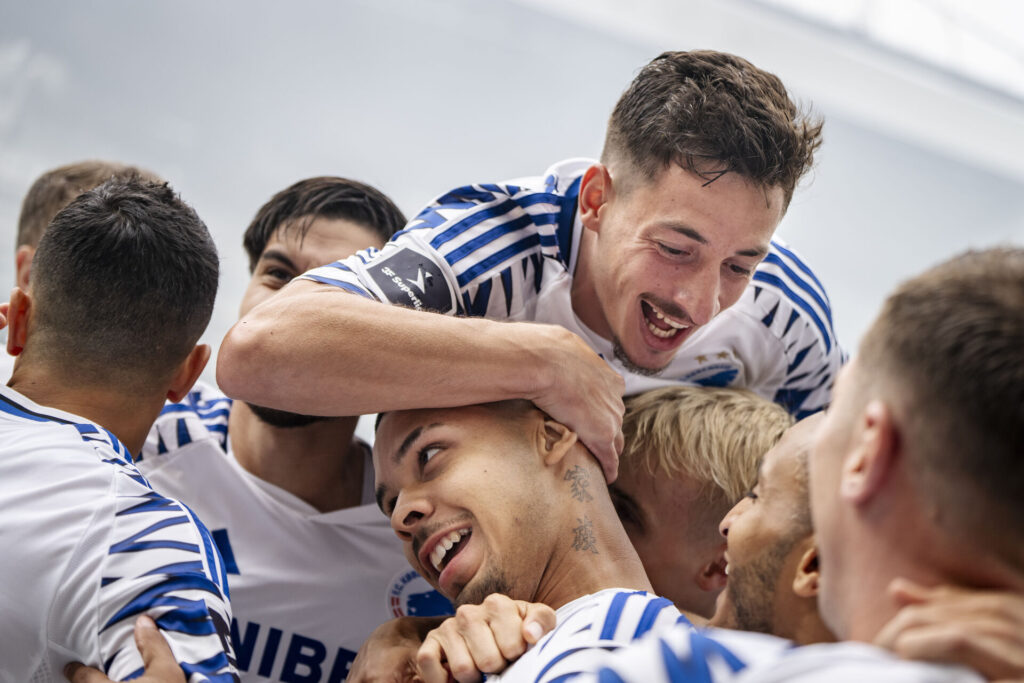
top-left (217, 279), bottom-right (562, 416)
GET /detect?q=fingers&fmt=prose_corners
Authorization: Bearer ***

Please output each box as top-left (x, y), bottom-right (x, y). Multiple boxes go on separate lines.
top-left (62, 617), bottom-right (182, 683)
top-left (414, 595), bottom-right (554, 683)
top-left (878, 618), bottom-right (1024, 681)
top-left (519, 601), bottom-right (556, 645)
top-left (133, 616), bottom-right (184, 681)
top-left (64, 662), bottom-right (110, 683)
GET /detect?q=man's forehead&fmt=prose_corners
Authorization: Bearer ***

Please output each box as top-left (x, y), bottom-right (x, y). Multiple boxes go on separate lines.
top-left (761, 414), bottom-right (822, 483)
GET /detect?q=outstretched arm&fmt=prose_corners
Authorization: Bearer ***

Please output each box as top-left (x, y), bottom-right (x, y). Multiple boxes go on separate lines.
top-left (218, 280), bottom-right (625, 478)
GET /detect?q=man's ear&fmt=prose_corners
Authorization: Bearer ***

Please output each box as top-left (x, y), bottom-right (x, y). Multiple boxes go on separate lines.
top-left (839, 400), bottom-right (898, 506)
top-left (166, 344), bottom-right (211, 402)
top-left (578, 164), bottom-right (613, 234)
top-left (15, 245), bottom-right (34, 291)
top-left (792, 541), bottom-right (820, 598)
top-left (540, 419), bottom-right (579, 467)
top-left (6, 287), bottom-right (31, 356)
top-left (696, 554), bottom-right (728, 593)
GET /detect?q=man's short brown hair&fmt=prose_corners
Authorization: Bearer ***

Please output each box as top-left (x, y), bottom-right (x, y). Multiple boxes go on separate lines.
top-left (16, 160), bottom-right (162, 248)
top-left (602, 50), bottom-right (823, 207)
top-left (858, 247), bottom-right (1024, 558)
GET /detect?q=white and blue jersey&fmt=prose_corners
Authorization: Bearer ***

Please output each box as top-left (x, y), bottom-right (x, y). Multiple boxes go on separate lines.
top-left (300, 159), bottom-right (844, 417)
top-left (491, 589), bottom-right (686, 682)
top-left (526, 624), bottom-right (982, 683)
top-left (0, 385), bottom-right (237, 683)
top-left (137, 382), bottom-right (453, 683)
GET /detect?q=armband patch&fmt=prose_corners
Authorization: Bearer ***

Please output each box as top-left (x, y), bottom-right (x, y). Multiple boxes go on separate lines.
top-left (365, 247), bottom-right (454, 313)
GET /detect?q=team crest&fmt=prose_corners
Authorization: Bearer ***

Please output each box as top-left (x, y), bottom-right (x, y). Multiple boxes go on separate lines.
top-left (386, 569), bottom-right (453, 618)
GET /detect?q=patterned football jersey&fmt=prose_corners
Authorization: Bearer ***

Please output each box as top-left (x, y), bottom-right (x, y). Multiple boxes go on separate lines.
top-left (301, 159), bottom-right (844, 418)
top-left (0, 385), bottom-right (237, 682)
top-left (490, 589), bottom-right (686, 682)
top-left (524, 623), bottom-right (982, 683)
top-left (137, 382), bottom-right (453, 683)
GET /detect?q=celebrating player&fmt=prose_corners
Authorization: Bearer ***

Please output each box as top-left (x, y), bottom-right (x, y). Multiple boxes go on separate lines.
top-left (611, 386), bottom-right (793, 618)
top-left (135, 177), bottom-right (452, 683)
top-left (0, 179), bottom-right (237, 680)
top-left (217, 50), bottom-right (842, 479)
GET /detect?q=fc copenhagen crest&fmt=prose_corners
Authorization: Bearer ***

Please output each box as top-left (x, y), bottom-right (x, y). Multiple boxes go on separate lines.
top-left (386, 569), bottom-right (453, 618)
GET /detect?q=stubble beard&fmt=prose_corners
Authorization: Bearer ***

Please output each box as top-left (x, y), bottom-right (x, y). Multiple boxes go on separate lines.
top-left (452, 566), bottom-right (515, 609)
top-left (720, 539), bottom-right (792, 635)
top-left (611, 336), bottom-right (666, 377)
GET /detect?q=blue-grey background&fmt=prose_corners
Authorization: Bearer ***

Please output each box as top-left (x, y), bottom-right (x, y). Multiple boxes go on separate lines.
top-left (2, 0), bottom-right (1023, 400)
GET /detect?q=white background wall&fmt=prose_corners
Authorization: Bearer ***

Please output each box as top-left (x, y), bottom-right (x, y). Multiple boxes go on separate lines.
top-left (2, 0), bottom-right (1022, 391)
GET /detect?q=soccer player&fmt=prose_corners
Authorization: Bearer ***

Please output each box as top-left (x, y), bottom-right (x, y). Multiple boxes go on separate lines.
top-left (2, 160), bottom-right (161, 379)
top-left (217, 50), bottom-right (842, 479)
top-left (611, 386), bottom-right (793, 618)
top-left (371, 401), bottom-right (694, 681)
top-left (0, 179), bottom-right (236, 680)
top-left (710, 414), bottom-right (833, 645)
top-left (513, 246), bottom-right (1024, 681)
top-left (135, 177), bottom-right (452, 683)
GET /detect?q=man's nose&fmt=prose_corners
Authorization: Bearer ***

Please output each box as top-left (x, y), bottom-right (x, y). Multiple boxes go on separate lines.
top-left (675, 263), bottom-right (721, 327)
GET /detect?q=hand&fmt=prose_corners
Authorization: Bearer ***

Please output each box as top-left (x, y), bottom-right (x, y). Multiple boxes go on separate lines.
top-left (875, 578), bottom-right (1024, 681)
top-left (64, 616), bottom-right (185, 683)
top-left (348, 616), bottom-right (447, 683)
top-left (416, 593), bottom-right (557, 683)
top-left (526, 325), bottom-right (625, 482)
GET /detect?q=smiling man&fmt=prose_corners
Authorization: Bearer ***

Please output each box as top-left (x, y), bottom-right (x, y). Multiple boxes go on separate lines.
top-left (217, 50), bottom-right (841, 479)
top-left (372, 401), bottom-right (694, 680)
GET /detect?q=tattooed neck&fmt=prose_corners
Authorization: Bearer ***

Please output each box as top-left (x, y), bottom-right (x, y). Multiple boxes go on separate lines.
top-left (564, 464), bottom-right (594, 502)
top-left (572, 515), bottom-right (598, 554)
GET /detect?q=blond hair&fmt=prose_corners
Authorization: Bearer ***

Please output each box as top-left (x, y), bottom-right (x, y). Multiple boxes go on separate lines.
top-left (621, 386), bottom-right (794, 503)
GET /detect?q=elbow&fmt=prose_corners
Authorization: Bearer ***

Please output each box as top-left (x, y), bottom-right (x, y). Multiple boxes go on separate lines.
top-left (216, 318), bottom-right (269, 402)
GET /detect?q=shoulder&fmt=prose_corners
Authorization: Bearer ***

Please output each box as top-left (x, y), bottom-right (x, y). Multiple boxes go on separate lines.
top-left (141, 380), bottom-right (231, 460)
top-left (736, 641), bottom-right (983, 683)
top-left (745, 239), bottom-right (840, 356)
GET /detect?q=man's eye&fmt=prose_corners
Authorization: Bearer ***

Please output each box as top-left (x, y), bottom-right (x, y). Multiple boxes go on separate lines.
top-left (418, 445), bottom-right (442, 467)
top-left (727, 263), bottom-right (752, 276)
top-left (744, 490), bottom-right (759, 502)
top-left (657, 243), bottom-right (687, 257)
top-left (266, 267), bottom-right (294, 283)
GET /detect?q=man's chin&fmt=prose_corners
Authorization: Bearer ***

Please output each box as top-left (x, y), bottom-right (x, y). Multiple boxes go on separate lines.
top-left (611, 338), bottom-right (673, 377)
top-left (246, 403), bottom-right (333, 429)
top-left (451, 568), bottom-right (514, 608)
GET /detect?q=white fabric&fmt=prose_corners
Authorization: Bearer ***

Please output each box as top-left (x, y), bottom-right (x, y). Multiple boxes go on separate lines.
top-left (138, 382), bottom-right (451, 683)
top-left (0, 385), bottom-right (236, 682)
top-left (490, 588), bottom-right (684, 682)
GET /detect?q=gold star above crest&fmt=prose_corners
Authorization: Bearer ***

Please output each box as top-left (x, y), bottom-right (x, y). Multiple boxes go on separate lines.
top-left (696, 354), bottom-right (708, 364)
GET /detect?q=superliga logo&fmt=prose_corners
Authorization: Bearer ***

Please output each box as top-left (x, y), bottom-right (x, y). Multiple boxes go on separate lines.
top-left (387, 569), bottom-right (454, 618)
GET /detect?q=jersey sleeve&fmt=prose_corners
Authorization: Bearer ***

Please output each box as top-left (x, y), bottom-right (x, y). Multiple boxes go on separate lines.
top-left (94, 484), bottom-right (238, 682)
top-left (532, 625), bottom-right (788, 683)
top-left (298, 182), bottom-right (567, 319)
top-left (139, 381), bottom-right (232, 464)
top-left (750, 241), bottom-right (846, 418)
top-left (502, 591), bottom-right (685, 682)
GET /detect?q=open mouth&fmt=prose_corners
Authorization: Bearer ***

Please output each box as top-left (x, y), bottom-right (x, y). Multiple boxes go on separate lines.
top-left (427, 527), bottom-right (471, 575)
top-left (641, 300), bottom-right (690, 340)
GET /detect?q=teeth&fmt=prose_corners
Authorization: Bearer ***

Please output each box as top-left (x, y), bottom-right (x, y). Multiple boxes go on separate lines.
top-left (429, 528), bottom-right (470, 572)
top-left (646, 321), bottom-right (677, 338)
top-left (646, 302), bottom-right (690, 335)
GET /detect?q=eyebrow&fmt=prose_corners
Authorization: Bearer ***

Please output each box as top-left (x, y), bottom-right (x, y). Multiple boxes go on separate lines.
top-left (259, 249), bottom-right (299, 271)
top-left (373, 422), bottom-right (443, 515)
top-left (663, 224), bottom-right (769, 259)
